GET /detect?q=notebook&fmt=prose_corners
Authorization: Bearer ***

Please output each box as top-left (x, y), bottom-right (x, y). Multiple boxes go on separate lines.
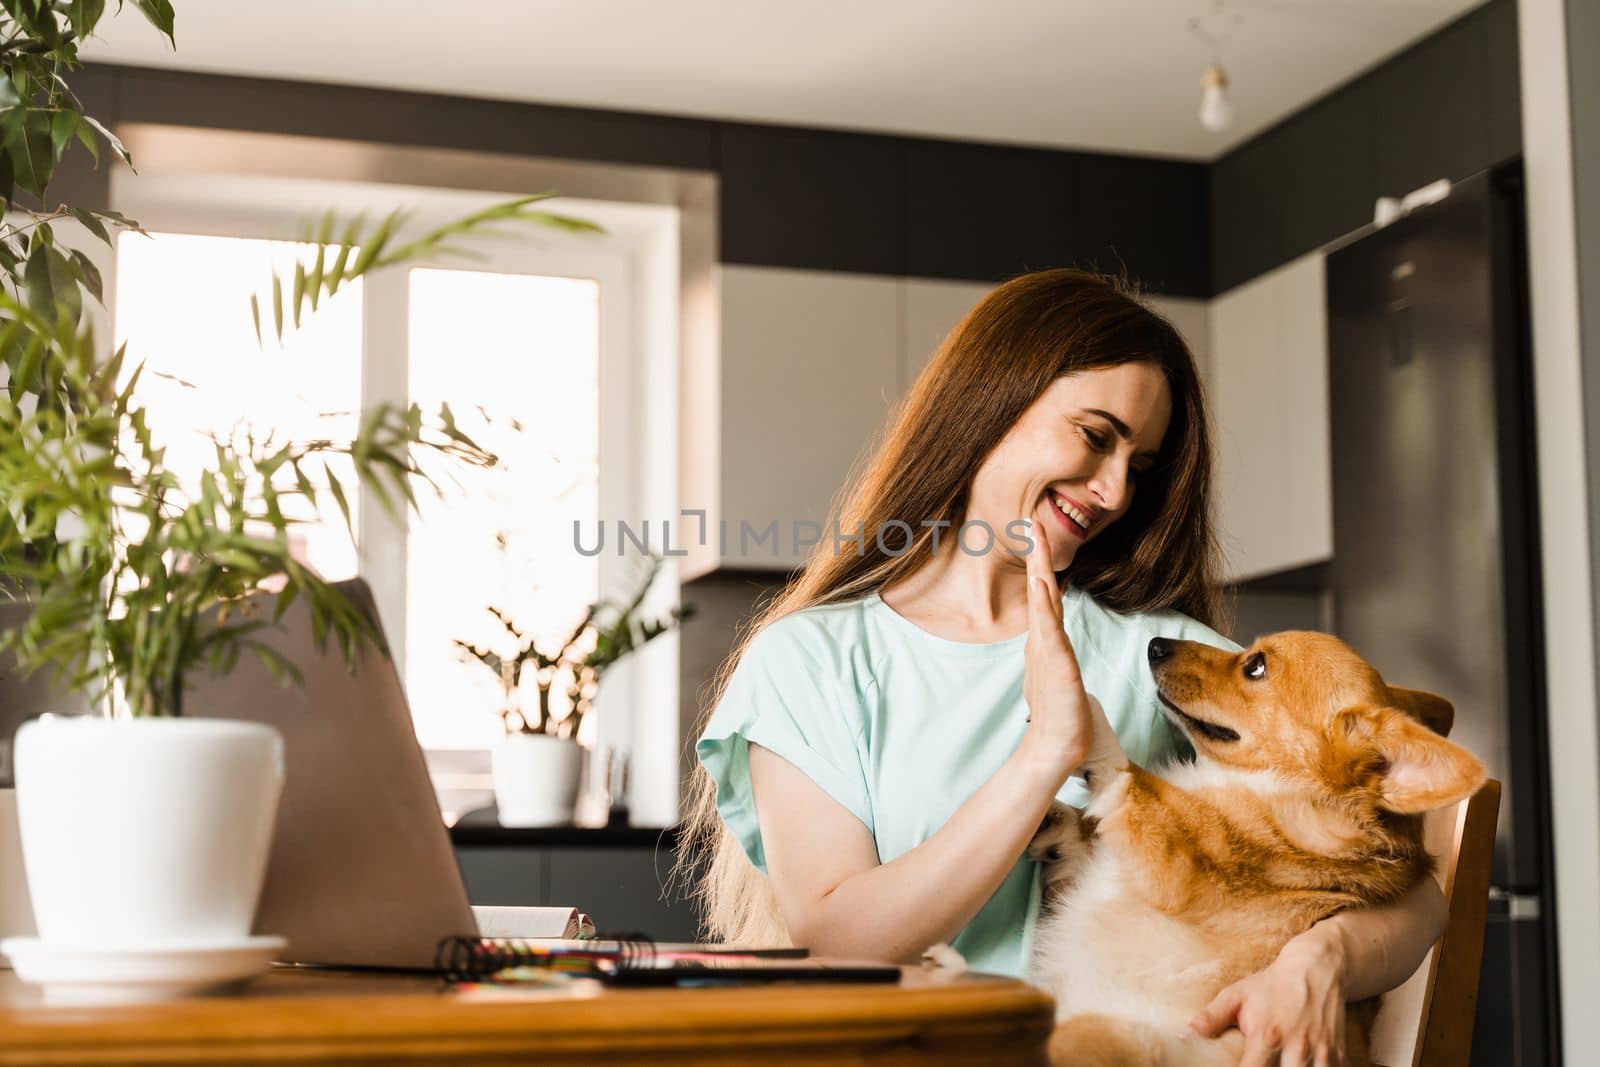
top-left (592, 956), bottom-right (904, 987)
top-left (470, 906), bottom-right (594, 940)
top-left (435, 934), bottom-right (899, 987)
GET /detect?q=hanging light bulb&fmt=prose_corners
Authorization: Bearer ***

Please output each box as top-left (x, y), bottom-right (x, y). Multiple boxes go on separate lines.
top-left (1199, 63), bottom-right (1232, 132)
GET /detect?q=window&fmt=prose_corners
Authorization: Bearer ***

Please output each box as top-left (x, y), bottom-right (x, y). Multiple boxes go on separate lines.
top-left (404, 269), bottom-right (601, 751)
top-left (107, 171), bottom-right (683, 823)
top-left (113, 231), bottom-right (362, 582)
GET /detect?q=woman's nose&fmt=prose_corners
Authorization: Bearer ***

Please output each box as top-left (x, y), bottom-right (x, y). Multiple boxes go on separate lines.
top-left (1088, 459), bottom-right (1131, 513)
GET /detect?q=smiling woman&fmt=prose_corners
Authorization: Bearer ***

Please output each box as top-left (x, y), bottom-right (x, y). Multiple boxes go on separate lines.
top-left (686, 269), bottom-right (1226, 964)
top-left (684, 268), bottom-right (1449, 1066)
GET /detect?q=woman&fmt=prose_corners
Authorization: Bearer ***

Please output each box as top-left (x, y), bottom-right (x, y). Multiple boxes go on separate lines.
top-left (685, 270), bottom-right (1444, 1066)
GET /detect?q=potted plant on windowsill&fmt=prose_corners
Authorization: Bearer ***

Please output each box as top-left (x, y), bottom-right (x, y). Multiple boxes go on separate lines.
top-left (456, 552), bottom-right (692, 828)
top-left (0, 1), bottom-right (598, 998)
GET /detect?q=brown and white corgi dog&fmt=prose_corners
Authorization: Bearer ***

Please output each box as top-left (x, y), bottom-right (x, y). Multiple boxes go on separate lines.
top-left (1026, 631), bottom-right (1485, 1067)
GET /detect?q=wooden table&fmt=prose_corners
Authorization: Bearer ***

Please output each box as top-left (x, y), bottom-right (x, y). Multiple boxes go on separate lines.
top-left (0, 966), bottom-right (1055, 1065)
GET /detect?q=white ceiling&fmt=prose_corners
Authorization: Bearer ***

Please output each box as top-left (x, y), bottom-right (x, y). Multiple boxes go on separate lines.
top-left (80, 0), bottom-right (1486, 161)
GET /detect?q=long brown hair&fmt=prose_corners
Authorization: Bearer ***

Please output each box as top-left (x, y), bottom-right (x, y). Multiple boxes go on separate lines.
top-left (681, 268), bottom-right (1225, 943)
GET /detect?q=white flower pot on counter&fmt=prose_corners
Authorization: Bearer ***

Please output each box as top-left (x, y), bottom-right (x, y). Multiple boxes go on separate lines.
top-left (4, 716), bottom-right (286, 1000)
top-left (492, 733), bottom-right (582, 827)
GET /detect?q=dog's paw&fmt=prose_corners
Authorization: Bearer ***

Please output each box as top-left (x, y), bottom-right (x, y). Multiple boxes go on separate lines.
top-left (1027, 802), bottom-right (1084, 861)
top-left (1079, 694), bottom-right (1131, 789)
top-left (919, 943), bottom-right (969, 986)
top-left (921, 942), bottom-right (969, 973)
top-left (1028, 802), bottom-right (1094, 897)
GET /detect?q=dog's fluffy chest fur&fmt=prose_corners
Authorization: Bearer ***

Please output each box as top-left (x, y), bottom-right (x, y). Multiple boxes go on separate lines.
top-left (1030, 765), bottom-right (1269, 1030)
top-left (1033, 844), bottom-right (1229, 1032)
top-left (1027, 761), bottom-right (1426, 1062)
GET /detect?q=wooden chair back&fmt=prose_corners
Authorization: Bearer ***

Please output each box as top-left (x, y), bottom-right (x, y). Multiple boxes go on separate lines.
top-left (1369, 780), bottom-right (1502, 1067)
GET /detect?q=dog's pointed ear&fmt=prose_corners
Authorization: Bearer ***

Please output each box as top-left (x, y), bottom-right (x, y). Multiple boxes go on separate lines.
top-left (1364, 707), bottom-right (1485, 815)
top-left (1386, 686), bottom-right (1455, 737)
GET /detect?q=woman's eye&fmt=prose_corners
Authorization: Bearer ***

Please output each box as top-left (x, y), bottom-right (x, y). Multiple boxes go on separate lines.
top-left (1243, 653), bottom-right (1267, 680)
top-left (1081, 427), bottom-right (1110, 451)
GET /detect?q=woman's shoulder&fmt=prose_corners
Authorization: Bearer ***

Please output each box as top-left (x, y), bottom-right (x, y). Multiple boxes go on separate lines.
top-left (755, 595), bottom-right (873, 644)
top-left (738, 595), bottom-right (877, 676)
top-left (711, 598), bottom-right (877, 744)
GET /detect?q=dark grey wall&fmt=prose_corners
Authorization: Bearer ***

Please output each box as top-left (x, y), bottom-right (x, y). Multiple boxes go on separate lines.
top-left (719, 123), bottom-right (1210, 295)
top-left (66, 63), bottom-right (1212, 298)
top-left (1211, 0), bottom-right (1522, 293)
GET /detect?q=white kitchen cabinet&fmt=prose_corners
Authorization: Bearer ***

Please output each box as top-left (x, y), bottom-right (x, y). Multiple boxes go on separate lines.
top-left (1150, 295), bottom-right (1212, 382)
top-left (902, 277), bottom-right (994, 388)
top-left (680, 264), bottom-right (900, 578)
top-left (1207, 252), bottom-right (1331, 582)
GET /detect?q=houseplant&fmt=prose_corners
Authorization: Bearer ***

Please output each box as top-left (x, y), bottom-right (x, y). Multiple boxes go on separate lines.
top-left (0, 0), bottom-right (598, 992)
top-left (456, 552), bottom-right (692, 826)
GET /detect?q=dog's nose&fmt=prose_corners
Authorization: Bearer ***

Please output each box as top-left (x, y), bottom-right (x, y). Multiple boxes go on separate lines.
top-left (1147, 637), bottom-right (1173, 663)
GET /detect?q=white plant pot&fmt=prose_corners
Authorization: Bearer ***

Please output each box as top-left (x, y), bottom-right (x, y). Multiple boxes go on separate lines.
top-left (0, 788), bottom-right (37, 966)
top-left (13, 716), bottom-right (284, 947)
top-left (492, 734), bottom-right (582, 828)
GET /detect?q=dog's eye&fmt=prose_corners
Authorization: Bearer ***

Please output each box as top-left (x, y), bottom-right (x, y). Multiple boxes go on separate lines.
top-left (1243, 652), bottom-right (1267, 680)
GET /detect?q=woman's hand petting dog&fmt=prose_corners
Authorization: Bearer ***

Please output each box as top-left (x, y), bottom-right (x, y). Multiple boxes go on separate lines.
top-left (1189, 927), bottom-right (1350, 1067)
top-left (1019, 538), bottom-right (1097, 791)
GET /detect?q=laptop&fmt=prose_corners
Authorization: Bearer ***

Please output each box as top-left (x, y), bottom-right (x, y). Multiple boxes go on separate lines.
top-left (192, 579), bottom-right (554, 970)
top-left (0, 598), bottom-right (93, 790)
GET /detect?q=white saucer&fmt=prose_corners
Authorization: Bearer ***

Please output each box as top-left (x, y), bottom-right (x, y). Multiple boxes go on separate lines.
top-left (0, 935), bottom-right (286, 1004)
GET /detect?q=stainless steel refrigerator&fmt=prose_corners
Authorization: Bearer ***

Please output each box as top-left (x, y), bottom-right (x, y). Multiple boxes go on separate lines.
top-left (1326, 163), bottom-right (1559, 1066)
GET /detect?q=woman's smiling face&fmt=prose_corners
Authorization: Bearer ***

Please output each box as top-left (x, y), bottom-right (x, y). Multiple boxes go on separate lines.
top-left (969, 361), bottom-right (1173, 571)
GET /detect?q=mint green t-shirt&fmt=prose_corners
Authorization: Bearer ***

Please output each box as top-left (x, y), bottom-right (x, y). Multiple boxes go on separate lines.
top-left (695, 585), bottom-right (1238, 978)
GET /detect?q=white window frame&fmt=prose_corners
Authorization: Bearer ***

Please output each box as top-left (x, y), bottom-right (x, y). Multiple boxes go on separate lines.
top-left (357, 234), bottom-right (633, 689)
top-left (104, 169), bottom-right (684, 825)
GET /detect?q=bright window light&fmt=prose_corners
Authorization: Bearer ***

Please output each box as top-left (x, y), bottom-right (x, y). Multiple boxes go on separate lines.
top-left (405, 268), bottom-right (601, 751)
top-left (113, 230), bottom-right (363, 581)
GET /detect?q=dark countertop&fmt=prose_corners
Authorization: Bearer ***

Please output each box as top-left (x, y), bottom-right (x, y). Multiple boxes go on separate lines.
top-left (448, 808), bottom-right (684, 850)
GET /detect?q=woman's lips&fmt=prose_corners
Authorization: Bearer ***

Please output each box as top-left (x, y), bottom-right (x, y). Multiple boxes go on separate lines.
top-left (1046, 490), bottom-right (1089, 539)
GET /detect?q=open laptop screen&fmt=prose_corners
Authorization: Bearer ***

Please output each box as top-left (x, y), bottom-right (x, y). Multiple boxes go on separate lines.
top-left (192, 579), bottom-right (481, 969)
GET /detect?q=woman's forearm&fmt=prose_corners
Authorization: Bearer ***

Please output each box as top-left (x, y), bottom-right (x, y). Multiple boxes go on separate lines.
top-left (1289, 873), bottom-right (1448, 1000)
top-left (759, 742), bottom-right (1064, 963)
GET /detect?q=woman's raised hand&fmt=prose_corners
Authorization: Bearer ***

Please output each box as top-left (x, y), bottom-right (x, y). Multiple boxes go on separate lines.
top-left (1019, 531), bottom-right (1096, 791)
